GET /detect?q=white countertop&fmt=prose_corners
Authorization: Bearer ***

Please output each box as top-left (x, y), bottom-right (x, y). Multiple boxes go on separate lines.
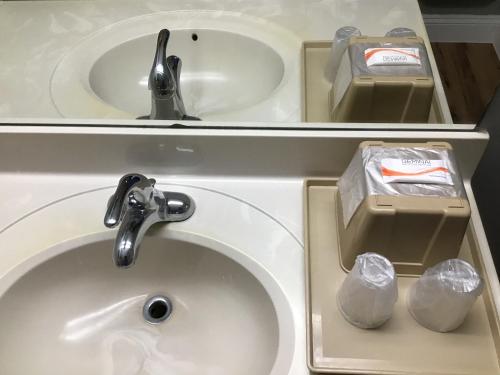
top-left (0, 126), bottom-right (498, 374)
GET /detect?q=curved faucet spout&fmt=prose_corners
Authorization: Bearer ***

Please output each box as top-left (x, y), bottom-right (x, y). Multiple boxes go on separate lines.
top-left (113, 207), bottom-right (157, 268)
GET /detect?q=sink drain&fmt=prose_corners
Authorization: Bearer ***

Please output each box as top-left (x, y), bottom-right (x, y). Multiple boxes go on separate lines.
top-left (143, 295), bottom-right (173, 324)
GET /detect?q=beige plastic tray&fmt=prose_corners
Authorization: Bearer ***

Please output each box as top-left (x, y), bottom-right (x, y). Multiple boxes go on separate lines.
top-left (304, 179), bottom-right (500, 375)
top-left (302, 41), bottom-right (446, 124)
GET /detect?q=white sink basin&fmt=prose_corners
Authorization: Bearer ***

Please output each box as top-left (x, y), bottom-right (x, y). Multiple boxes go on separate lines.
top-left (0, 236), bottom-right (278, 374)
top-left (51, 11), bottom-right (302, 121)
top-left (90, 30), bottom-right (284, 118)
top-left (0, 184), bottom-right (304, 374)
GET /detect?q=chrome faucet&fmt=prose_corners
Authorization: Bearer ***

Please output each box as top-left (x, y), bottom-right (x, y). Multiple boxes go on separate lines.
top-left (139, 29), bottom-right (201, 121)
top-left (104, 173), bottom-right (195, 268)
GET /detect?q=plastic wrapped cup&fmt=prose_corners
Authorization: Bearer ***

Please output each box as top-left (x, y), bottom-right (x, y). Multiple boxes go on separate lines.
top-left (337, 252), bottom-right (398, 329)
top-left (324, 26), bottom-right (362, 83)
top-left (407, 259), bottom-right (483, 332)
top-left (385, 27), bottom-right (417, 37)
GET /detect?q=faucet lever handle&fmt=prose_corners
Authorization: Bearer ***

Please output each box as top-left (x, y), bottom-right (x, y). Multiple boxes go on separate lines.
top-left (149, 29), bottom-right (176, 97)
top-left (104, 173), bottom-right (153, 228)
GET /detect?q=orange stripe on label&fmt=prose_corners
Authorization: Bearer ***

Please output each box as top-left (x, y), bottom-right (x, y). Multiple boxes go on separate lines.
top-left (364, 48), bottom-right (420, 60)
top-left (381, 166), bottom-right (449, 177)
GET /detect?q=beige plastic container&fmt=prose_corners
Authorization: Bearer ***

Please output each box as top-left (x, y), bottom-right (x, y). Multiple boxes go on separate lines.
top-left (304, 179), bottom-right (500, 375)
top-left (330, 36), bottom-right (435, 123)
top-left (301, 41), bottom-right (447, 123)
top-left (338, 141), bottom-right (471, 276)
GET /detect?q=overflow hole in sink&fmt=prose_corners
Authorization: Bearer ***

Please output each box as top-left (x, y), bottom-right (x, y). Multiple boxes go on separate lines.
top-left (143, 295), bottom-right (173, 324)
top-left (191, 33), bottom-right (198, 41)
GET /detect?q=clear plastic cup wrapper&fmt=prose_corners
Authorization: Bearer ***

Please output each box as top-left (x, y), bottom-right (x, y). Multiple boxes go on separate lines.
top-left (407, 259), bottom-right (483, 332)
top-left (337, 252), bottom-right (398, 329)
top-left (385, 27), bottom-right (417, 37)
top-left (324, 26), bottom-right (361, 83)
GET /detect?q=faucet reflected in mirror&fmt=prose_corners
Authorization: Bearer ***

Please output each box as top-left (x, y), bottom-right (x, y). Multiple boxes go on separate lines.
top-left (104, 173), bottom-right (196, 267)
top-left (138, 29), bottom-right (201, 121)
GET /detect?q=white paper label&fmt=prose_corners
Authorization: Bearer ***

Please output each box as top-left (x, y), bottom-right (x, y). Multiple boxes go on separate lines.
top-left (365, 48), bottom-right (421, 66)
top-left (381, 159), bottom-right (453, 184)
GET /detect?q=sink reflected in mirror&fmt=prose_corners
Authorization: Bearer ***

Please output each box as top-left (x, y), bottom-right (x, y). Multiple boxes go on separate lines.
top-left (50, 12), bottom-right (301, 122)
top-left (90, 30), bottom-right (285, 119)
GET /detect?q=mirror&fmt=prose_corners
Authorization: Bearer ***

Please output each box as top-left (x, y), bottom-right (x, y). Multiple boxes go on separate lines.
top-left (0, 0), bottom-right (471, 129)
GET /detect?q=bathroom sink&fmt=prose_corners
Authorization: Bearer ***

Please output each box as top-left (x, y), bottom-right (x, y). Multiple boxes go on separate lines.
top-left (0, 236), bottom-right (278, 374)
top-left (90, 30), bottom-right (284, 118)
top-left (51, 11), bottom-right (301, 121)
top-left (0, 184), bottom-right (303, 374)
